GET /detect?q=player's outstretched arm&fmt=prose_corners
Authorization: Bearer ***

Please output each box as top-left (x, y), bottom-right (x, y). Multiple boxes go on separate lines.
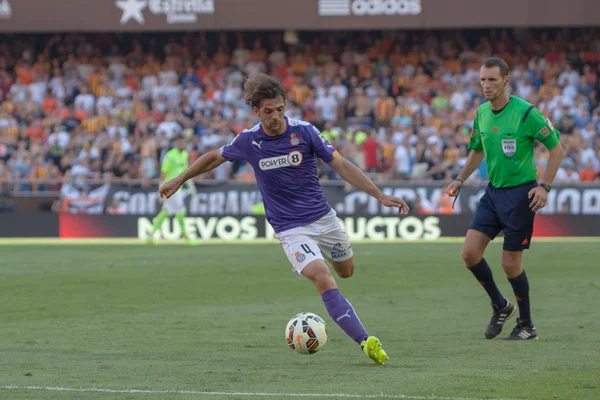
top-left (159, 149), bottom-right (226, 199)
top-left (328, 155), bottom-right (409, 214)
top-left (446, 150), bottom-right (485, 196)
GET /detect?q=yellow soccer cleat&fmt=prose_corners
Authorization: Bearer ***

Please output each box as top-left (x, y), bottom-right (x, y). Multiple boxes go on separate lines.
top-left (361, 336), bottom-right (388, 365)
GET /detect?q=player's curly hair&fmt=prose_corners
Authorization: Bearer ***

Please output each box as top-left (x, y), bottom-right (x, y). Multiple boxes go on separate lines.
top-left (244, 73), bottom-right (286, 108)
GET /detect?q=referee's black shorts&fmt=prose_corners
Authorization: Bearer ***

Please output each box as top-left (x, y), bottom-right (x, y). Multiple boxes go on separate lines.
top-left (468, 181), bottom-right (538, 252)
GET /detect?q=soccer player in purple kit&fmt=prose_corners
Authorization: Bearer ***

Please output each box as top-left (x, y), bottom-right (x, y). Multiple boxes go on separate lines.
top-left (159, 73), bottom-right (410, 365)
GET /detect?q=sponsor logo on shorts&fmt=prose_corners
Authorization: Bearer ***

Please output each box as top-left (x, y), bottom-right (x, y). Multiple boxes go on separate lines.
top-left (295, 252), bottom-right (306, 262)
top-left (331, 243), bottom-right (347, 259)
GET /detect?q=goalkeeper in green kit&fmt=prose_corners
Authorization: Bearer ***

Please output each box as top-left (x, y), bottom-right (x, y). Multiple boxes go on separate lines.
top-left (446, 58), bottom-right (565, 340)
top-left (150, 136), bottom-right (197, 244)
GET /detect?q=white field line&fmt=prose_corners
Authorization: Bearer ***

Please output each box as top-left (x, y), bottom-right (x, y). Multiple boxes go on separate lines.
top-left (0, 385), bottom-right (524, 400)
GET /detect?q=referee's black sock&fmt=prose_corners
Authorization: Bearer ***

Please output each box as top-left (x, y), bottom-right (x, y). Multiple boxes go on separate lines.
top-left (468, 258), bottom-right (507, 309)
top-left (508, 270), bottom-right (533, 327)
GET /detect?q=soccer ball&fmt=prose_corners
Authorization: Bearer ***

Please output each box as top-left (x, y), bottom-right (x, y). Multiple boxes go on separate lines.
top-left (285, 312), bottom-right (328, 354)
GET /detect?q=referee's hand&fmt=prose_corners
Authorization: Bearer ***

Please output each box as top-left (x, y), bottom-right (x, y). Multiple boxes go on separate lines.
top-left (528, 186), bottom-right (548, 213)
top-left (446, 179), bottom-right (462, 197)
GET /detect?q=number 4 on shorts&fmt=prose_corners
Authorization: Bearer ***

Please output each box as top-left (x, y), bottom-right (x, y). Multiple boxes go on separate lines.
top-left (301, 244), bottom-right (315, 256)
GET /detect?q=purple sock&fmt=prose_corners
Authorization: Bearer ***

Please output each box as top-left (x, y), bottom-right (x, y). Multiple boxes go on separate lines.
top-left (321, 288), bottom-right (369, 345)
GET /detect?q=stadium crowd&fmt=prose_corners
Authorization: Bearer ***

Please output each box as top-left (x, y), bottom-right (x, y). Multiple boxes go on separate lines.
top-left (1, 28), bottom-right (600, 194)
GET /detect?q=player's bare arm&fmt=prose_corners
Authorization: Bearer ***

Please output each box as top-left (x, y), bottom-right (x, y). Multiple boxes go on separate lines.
top-left (328, 155), bottom-right (409, 214)
top-left (446, 149), bottom-right (485, 196)
top-left (159, 149), bottom-right (226, 199)
top-left (528, 142), bottom-right (564, 212)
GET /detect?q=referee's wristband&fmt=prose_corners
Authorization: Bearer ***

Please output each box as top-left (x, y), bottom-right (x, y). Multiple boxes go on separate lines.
top-left (455, 178), bottom-right (464, 184)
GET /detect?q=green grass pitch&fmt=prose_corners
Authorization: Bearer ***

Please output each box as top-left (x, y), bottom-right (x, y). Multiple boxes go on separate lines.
top-left (0, 241), bottom-right (599, 399)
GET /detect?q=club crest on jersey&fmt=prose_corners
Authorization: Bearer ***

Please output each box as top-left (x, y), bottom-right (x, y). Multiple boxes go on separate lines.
top-left (290, 133), bottom-right (300, 146)
top-left (502, 139), bottom-right (516, 157)
top-left (295, 252), bottom-right (306, 262)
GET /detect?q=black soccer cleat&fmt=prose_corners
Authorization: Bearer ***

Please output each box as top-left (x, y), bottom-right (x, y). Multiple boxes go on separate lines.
top-left (504, 318), bottom-right (538, 340)
top-left (485, 300), bottom-right (517, 339)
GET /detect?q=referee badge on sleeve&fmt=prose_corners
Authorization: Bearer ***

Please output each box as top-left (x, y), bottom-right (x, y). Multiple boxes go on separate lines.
top-left (502, 140), bottom-right (516, 157)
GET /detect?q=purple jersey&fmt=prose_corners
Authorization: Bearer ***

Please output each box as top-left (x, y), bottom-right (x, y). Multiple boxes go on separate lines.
top-left (220, 117), bottom-right (338, 233)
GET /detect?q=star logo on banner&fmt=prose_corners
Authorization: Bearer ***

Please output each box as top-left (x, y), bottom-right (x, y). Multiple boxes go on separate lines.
top-left (116, 0), bottom-right (147, 25)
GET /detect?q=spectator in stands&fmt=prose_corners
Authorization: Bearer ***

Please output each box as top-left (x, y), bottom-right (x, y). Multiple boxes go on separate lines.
top-left (579, 160), bottom-right (598, 181)
top-left (556, 158), bottom-right (580, 182)
top-left (362, 129), bottom-right (380, 173)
